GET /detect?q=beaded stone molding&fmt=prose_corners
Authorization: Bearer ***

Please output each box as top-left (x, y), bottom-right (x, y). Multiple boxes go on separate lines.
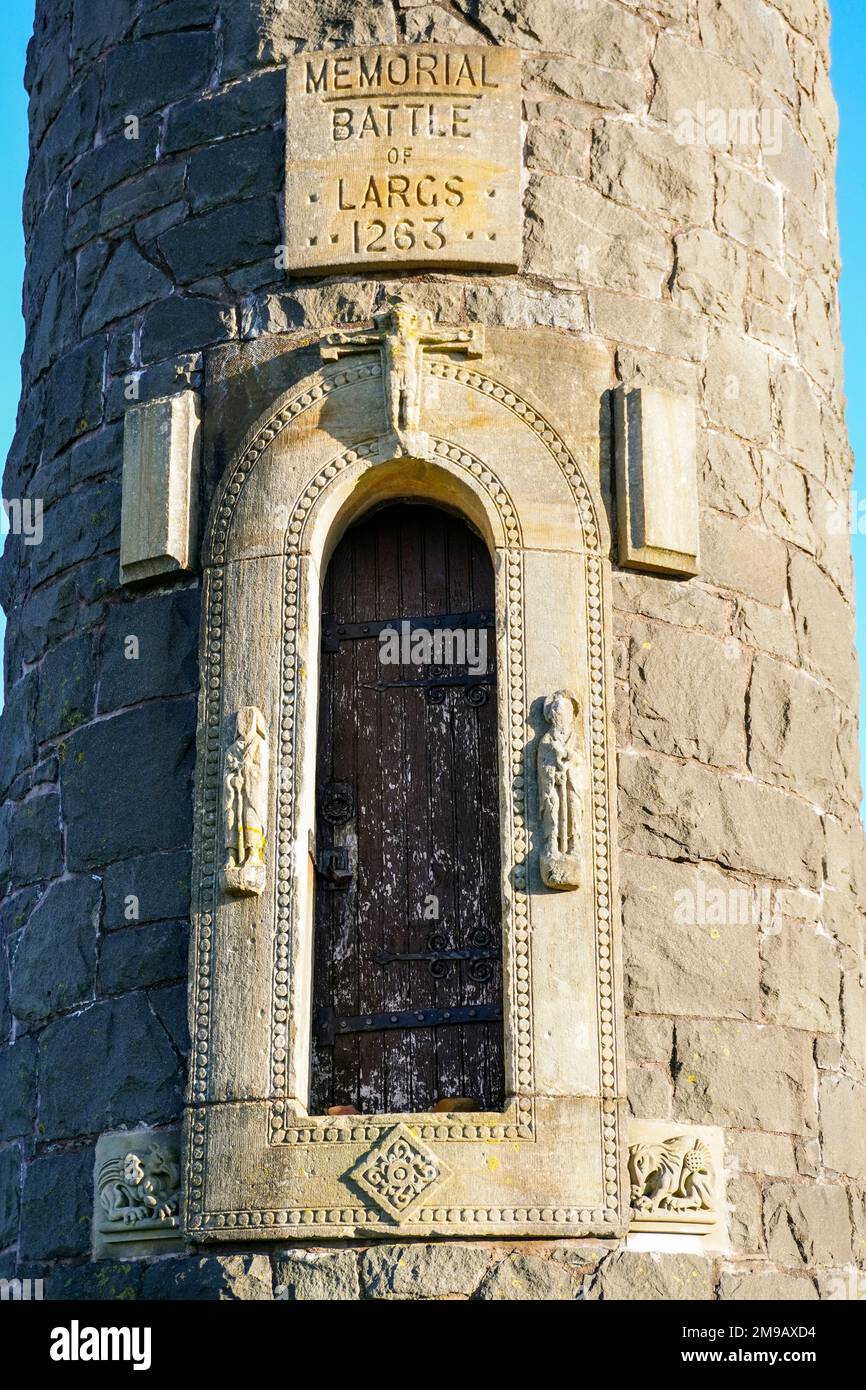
top-left (185, 348), bottom-right (624, 1239)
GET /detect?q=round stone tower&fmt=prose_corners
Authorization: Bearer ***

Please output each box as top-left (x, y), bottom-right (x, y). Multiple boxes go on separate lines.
top-left (1, 0), bottom-right (863, 1302)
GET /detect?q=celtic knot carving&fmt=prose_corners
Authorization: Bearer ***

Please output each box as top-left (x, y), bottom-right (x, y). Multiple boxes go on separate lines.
top-left (349, 1124), bottom-right (450, 1221)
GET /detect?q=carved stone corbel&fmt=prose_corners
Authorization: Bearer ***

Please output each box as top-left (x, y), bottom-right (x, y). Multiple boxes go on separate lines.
top-left (537, 689), bottom-right (582, 890)
top-left (222, 705), bottom-right (269, 896)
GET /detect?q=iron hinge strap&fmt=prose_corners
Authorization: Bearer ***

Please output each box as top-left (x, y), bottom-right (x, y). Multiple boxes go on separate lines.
top-left (322, 609), bottom-right (494, 652)
top-left (314, 1003), bottom-right (503, 1046)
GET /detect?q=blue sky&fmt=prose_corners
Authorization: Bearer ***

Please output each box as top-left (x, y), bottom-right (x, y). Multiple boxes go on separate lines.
top-left (1, 3), bottom-right (864, 804)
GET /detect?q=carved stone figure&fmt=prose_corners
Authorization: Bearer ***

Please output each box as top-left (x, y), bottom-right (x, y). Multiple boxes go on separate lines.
top-left (97, 1143), bottom-right (181, 1230)
top-left (628, 1135), bottom-right (715, 1215)
top-left (321, 295), bottom-right (483, 452)
top-left (222, 705), bottom-right (269, 896)
top-left (537, 689), bottom-right (582, 890)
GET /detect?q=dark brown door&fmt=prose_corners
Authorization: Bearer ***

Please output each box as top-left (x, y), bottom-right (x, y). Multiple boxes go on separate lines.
top-left (310, 503), bottom-right (504, 1116)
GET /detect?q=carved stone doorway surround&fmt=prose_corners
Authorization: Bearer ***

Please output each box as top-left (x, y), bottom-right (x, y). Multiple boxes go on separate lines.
top-left (184, 324), bottom-right (628, 1241)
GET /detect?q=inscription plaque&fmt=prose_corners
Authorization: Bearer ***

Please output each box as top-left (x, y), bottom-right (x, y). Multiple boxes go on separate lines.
top-left (285, 46), bottom-right (521, 275)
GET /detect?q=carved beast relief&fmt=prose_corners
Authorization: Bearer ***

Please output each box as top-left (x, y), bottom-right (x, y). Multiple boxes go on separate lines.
top-left (94, 1129), bottom-right (183, 1258)
top-left (626, 1122), bottom-right (723, 1239)
top-left (629, 1134), bottom-right (714, 1214)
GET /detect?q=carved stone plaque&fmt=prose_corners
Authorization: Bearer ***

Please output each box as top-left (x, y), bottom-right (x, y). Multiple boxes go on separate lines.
top-left (285, 46), bottom-right (521, 275)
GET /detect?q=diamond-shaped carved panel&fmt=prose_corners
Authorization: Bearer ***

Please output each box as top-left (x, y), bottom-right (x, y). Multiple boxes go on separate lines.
top-left (349, 1123), bottom-right (451, 1222)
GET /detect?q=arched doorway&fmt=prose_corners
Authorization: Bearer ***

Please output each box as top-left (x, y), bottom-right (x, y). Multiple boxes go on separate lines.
top-left (310, 503), bottom-right (505, 1115)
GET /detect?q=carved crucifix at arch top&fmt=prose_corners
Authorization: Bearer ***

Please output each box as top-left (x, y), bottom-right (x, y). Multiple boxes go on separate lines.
top-left (320, 297), bottom-right (484, 455)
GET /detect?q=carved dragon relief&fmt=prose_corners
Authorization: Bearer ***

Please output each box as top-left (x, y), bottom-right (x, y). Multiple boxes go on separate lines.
top-left (222, 706), bottom-right (269, 897)
top-left (537, 689), bottom-right (583, 890)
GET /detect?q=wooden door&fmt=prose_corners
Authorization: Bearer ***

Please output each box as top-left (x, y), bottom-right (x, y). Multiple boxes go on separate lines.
top-left (310, 504), bottom-right (504, 1115)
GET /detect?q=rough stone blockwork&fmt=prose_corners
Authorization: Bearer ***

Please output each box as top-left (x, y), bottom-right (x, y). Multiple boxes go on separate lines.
top-left (0, 0), bottom-right (864, 1298)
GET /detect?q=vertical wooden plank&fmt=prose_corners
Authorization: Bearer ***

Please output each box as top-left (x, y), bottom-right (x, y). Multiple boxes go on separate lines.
top-left (376, 512), bottom-right (410, 1114)
top-left (353, 517), bottom-right (386, 1114)
top-left (310, 558), bottom-right (334, 1115)
top-left (328, 529), bottom-right (360, 1110)
top-left (399, 508), bottom-right (436, 1112)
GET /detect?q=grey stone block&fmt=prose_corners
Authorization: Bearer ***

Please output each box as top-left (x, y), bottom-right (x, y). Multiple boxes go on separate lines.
top-left (98, 920), bottom-right (188, 993)
top-left (0, 673), bottom-right (37, 798)
top-left (43, 339), bottom-right (105, 454)
top-left (475, 1253), bottom-right (576, 1301)
top-left (362, 1243), bottom-right (491, 1299)
top-left (69, 119), bottom-right (161, 214)
top-left (0, 1037), bottom-right (38, 1139)
top-left (105, 357), bottom-right (202, 423)
top-left (97, 589), bottom-right (200, 712)
top-left (67, 422), bottom-right (124, 489)
top-left (157, 199), bottom-right (280, 284)
top-left (141, 296), bottom-right (235, 364)
top-left (102, 32), bottom-right (214, 129)
top-left (40, 74), bottom-right (102, 188)
top-left (30, 482), bottom-right (120, 589)
top-left (38, 993), bottom-right (183, 1140)
top-left (588, 1251), bottom-right (715, 1300)
top-left (20, 1149), bottom-right (93, 1261)
top-left (62, 700), bottom-right (196, 870)
top-left (0, 1145), bottom-right (21, 1249)
top-left (10, 877), bottom-right (99, 1023)
top-left (188, 128), bottom-right (282, 213)
top-left (83, 241), bottom-right (172, 335)
top-left (25, 187), bottom-right (67, 299)
top-left (148, 983), bottom-right (190, 1059)
top-left (0, 937), bottom-right (10, 1040)
top-left (10, 794), bottom-right (63, 889)
top-left (0, 803), bottom-right (10, 902)
top-left (35, 634), bottom-right (95, 742)
top-left (71, 0), bottom-right (138, 66)
top-left (99, 164), bottom-right (187, 236)
top-left (103, 850), bottom-right (191, 930)
top-left (26, 264), bottom-right (78, 383)
top-left (28, 16), bottom-right (73, 145)
top-left (138, 0), bottom-right (217, 37)
top-left (46, 1260), bottom-right (143, 1301)
top-left (134, 200), bottom-right (188, 244)
top-left (274, 1250), bottom-right (360, 1301)
top-left (0, 889), bottom-right (41, 945)
top-left (163, 69), bottom-right (284, 153)
top-left (140, 1254), bottom-right (273, 1300)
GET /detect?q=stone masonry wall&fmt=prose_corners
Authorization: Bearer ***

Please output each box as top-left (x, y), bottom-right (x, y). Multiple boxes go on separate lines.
top-left (1, 0), bottom-right (864, 1299)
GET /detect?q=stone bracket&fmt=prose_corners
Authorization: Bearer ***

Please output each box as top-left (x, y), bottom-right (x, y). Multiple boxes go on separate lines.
top-left (614, 385), bottom-right (700, 577)
top-left (120, 390), bottom-right (201, 585)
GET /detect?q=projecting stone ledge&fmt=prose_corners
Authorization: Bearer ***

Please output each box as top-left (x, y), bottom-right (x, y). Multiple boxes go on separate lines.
top-left (120, 391), bottom-right (201, 585)
top-left (614, 385), bottom-right (700, 577)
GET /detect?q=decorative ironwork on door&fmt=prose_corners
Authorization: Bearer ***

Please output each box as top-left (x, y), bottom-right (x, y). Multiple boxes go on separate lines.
top-left (310, 505), bottom-right (505, 1115)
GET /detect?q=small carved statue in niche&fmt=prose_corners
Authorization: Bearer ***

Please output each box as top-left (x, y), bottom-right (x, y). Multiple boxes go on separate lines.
top-left (628, 1135), bottom-right (715, 1214)
top-left (222, 705), bottom-right (269, 896)
top-left (537, 689), bottom-right (583, 890)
